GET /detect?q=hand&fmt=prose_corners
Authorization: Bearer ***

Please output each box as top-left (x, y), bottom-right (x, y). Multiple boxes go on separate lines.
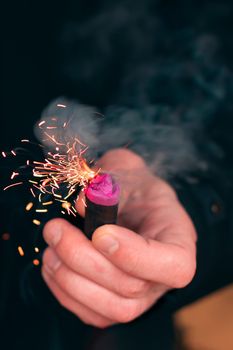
top-left (42, 149), bottom-right (197, 328)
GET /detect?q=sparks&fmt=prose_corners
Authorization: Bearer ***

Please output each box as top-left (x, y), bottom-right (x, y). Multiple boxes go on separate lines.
top-left (42, 201), bottom-right (53, 206)
top-left (21, 139), bottom-right (30, 143)
top-left (33, 259), bottom-right (40, 266)
top-left (3, 182), bottom-right (23, 191)
top-left (39, 120), bottom-right (46, 127)
top-left (82, 198), bottom-right (87, 208)
top-left (57, 104), bottom-right (66, 108)
top-left (61, 202), bottom-right (71, 210)
top-left (25, 202), bottom-right (33, 211)
top-left (7, 117), bottom-right (99, 237)
top-left (18, 246), bottom-right (25, 256)
top-left (10, 171), bottom-right (19, 180)
top-left (29, 180), bottom-right (38, 184)
top-left (30, 188), bottom-right (36, 198)
top-left (33, 219), bottom-right (41, 226)
top-left (36, 209), bottom-right (48, 213)
top-left (32, 139), bottom-right (98, 201)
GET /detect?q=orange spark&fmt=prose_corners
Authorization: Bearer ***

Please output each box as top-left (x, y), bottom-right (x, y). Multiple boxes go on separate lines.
top-left (42, 201), bottom-right (53, 206)
top-left (25, 202), bottom-right (33, 211)
top-left (61, 202), bottom-right (71, 210)
top-left (33, 219), bottom-right (41, 226)
top-left (33, 259), bottom-right (40, 266)
top-left (18, 246), bottom-right (24, 256)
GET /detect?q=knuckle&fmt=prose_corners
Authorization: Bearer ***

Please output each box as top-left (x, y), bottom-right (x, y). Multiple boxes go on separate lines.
top-left (66, 247), bottom-right (80, 268)
top-left (113, 300), bottom-right (140, 324)
top-left (125, 253), bottom-right (141, 276)
top-left (119, 279), bottom-right (149, 298)
top-left (54, 268), bottom-right (73, 296)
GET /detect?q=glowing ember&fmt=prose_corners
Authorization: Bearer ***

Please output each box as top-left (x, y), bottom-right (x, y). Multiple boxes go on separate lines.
top-left (18, 246), bottom-right (25, 256)
top-left (61, 202), bottom-right (71, 210)
top-left (57, 104), bottom-right (66, 108)
top-left (33, 259), bottom-right (40, 266)
top-left (33, 219), bottom-right (41, 226)
top-left (34, 247), bottom-right (40, 253)
top-left (42, 201), bottom-right (53, 206)
top-left (21, 139), bottom-right (30, 143)
top-left (36, 209), bottom-right (48, 213)
top-left (25, 202), bottom-right (33, 211)
top-left (2, 233), bottom-right (10, 241)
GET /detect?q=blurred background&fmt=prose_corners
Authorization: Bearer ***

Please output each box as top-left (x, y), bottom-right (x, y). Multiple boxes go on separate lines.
top-left (1, 1), bottom-right (233, 349)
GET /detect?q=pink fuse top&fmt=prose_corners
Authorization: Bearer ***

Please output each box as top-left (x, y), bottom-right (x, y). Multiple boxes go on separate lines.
top-left (85, 174), bottom-right (120, 206)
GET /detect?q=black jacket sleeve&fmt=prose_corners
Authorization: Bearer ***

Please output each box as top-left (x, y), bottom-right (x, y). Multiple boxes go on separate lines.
top-left (165, 158), bottom-right (233, 311)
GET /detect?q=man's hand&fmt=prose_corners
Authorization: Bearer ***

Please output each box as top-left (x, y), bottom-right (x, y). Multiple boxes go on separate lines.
top-left (42, 149), bottom-right (197, 328)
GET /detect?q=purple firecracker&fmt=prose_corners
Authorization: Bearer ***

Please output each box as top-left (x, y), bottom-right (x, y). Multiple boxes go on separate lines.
top-left (84, 174), bottom-right (120, 239)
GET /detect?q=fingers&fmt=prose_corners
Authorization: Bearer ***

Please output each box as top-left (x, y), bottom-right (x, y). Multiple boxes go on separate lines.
top-left (42, 253), bottom-right (156, 324)
top-left (43, 219), bottom-right (151, 298)
top-left (92, 225), bottom-right (196, 289)
top-left (42, 268), bottom-right (114, 329)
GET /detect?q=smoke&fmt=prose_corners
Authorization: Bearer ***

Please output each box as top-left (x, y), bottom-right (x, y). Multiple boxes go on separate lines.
top-left (35, 97), bottom-right (203, 179)
top-left (35, 1), bottom-right (233, 178)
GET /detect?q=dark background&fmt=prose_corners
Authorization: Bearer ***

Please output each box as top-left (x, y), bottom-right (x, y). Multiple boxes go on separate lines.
top-left (1, 1), bottom-right (233, 349)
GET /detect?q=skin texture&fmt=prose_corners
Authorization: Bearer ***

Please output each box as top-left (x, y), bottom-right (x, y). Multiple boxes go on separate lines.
top-left (42, 149), bottom-right (197, 328)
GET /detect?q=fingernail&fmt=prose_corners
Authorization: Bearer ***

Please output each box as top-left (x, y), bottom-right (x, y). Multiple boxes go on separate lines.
top-left (44, 249), bottom-right (61, 273)
top-left (44, 223), bottom-right (62, 246)
top-left (95, 235), bottom-right (119, 254)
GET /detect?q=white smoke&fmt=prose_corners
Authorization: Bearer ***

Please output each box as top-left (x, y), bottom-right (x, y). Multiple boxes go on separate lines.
top-left (35, 97), bottom-right (204, 179)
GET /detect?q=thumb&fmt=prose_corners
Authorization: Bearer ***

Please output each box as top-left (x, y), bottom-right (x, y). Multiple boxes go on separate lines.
top-left (92, 225), bottom-right (195, 288)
